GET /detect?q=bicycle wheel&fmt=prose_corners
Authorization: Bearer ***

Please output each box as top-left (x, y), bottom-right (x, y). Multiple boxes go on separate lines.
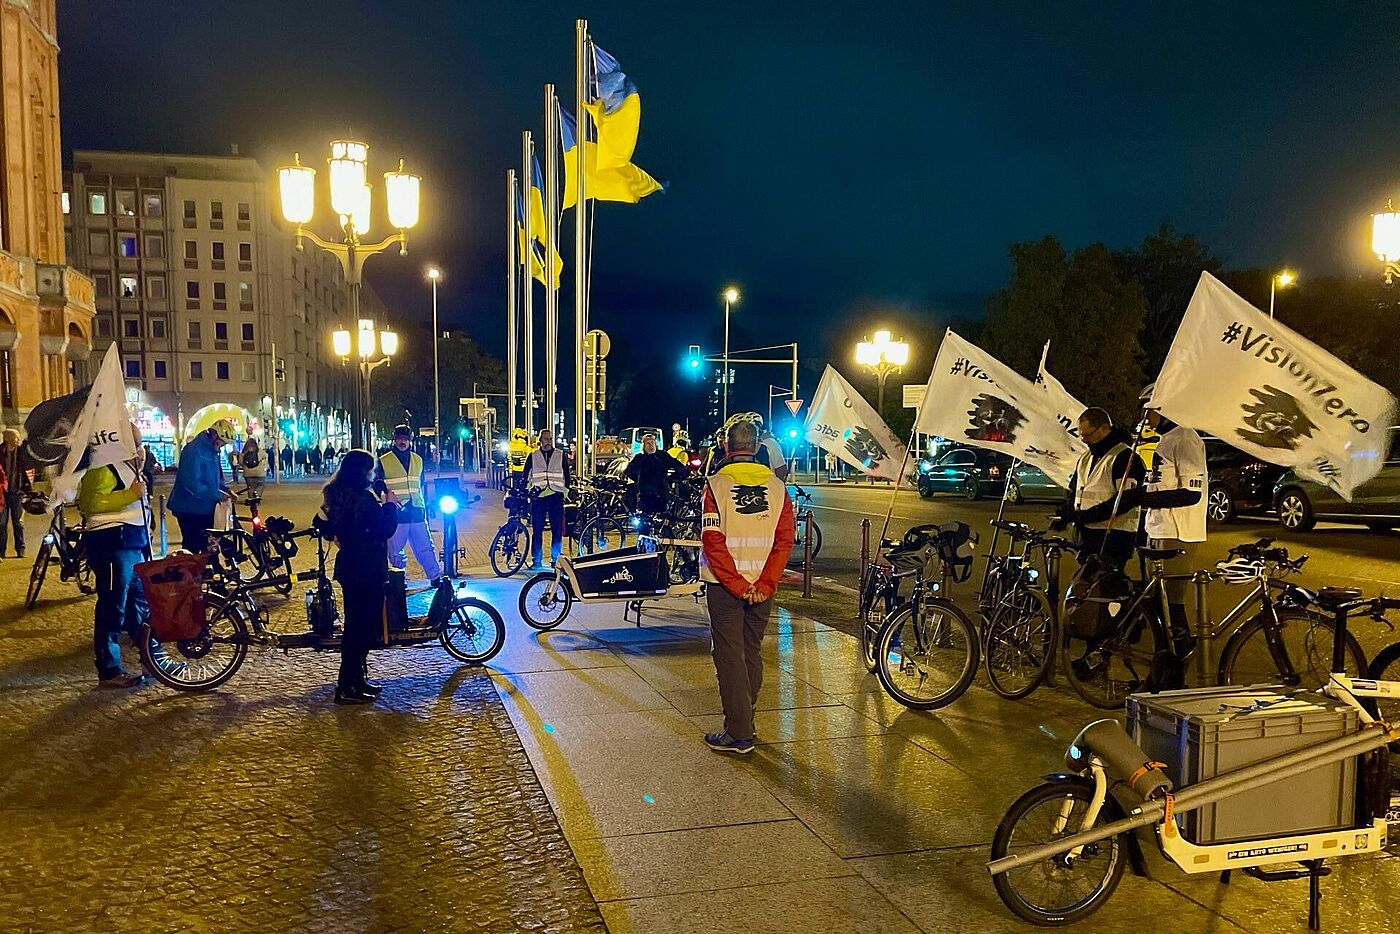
top-left (875, 599), bottom-right (980, 710)
top-left (858, 569), bottom-right (892, 673)
top-left (140, 592), bottom-right (250, 692)
top-left (1363, 642), bottom-right (1400, 726)
top-left (1218, 607), bottom-right (1366, 691)
top-left (808, 519), bottom-right (822, 560)
top-left (518, 572), bottom-right (573, 631)
top-left (990, 780), bottom-right (1126, 926)
top-left (489, 522), bottom-right (529, 577)
top-left (25, 539), bottom-right (54, 610)
top-left (1062, 607), bottom-right (1171, 710)
top-left (578, 516), bottom-right (627, 555)
top-left (439, 597), bottom-right (506, 665)
top-left (985, 588), bottom-right (1057, 700)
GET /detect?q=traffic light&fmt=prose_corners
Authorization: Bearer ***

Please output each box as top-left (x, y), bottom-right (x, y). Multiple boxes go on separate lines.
top-left (787, 427), bottom-right (800, 439)
top-left (686, 344), bottom-right (702, 370)
top-left (457, 424), bottom-right (471, 439)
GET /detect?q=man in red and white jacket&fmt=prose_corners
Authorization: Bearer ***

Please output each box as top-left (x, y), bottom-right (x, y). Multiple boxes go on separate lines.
top-left (700, 420), bottom-right (795, 754)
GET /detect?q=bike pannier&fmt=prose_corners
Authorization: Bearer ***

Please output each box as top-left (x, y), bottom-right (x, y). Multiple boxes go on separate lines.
top-left (1063, 557), bottom-right (1133, 640)
top-left (136, 552), bottom-right (208, 641)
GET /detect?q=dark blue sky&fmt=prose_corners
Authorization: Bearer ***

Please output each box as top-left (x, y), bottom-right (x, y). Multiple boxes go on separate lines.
top-left (58, 1), bottom-right (1400, 403)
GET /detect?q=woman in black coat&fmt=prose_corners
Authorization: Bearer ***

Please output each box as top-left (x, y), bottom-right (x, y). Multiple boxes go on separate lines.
top-left (315, 449), bottom-right (399, 704)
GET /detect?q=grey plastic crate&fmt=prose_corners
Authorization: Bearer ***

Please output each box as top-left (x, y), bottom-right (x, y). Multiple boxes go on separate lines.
top-left (1126, 685), bottom-right (1358, 845)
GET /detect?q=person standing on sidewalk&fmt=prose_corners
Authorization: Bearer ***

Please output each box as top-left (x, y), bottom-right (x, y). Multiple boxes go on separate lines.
top-left (699, 420), bottom-right (795, 754)
top-left (376, 424), bottom-right (443, 582)
top-left (0, 428), bottom-right (29, 558)
top-left (79, 423), bottom-right (152, 688)
top-left (168, 420), bottom-right (235, 554)
top-left (241, 438), bottom-right (268, 500)
top-left (521, 427), bottom-right (572, 569)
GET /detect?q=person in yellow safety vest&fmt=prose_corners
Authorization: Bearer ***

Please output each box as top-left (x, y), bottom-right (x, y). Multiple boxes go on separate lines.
top-left (521, 427), bottom-right (573, 568)
top-left (667, 429), bottom-right (690, 463)
top-left (508, 428), bottom-right (531, 477)
top-left (375, 424), bottom-right (444, 582)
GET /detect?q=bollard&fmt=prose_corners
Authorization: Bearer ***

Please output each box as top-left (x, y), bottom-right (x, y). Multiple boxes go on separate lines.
top-left (158, 493), bottom-right (168, 556)
top-left (801, 514), bottom-right (813, 598)
top-left (858, 517), bottom-right (870, 595)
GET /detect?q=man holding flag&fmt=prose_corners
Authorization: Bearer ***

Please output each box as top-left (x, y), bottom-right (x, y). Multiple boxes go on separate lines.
top-left (1054, 407), bottom-right (1144, 570)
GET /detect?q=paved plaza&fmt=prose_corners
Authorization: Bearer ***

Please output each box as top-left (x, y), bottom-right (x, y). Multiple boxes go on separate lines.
top-left (1, 477), bottom-right (1397, 932)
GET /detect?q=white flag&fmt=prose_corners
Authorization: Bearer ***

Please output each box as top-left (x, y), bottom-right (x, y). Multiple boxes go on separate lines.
top-left (49, 343), bottom-right (137, 505)
top-left (914, 330), bottom-right (1084, 486)
top-left (1150, 271), bottom-right (1396, 500)
top-left (803, 365), bottom-right (909, 482)
top-left (1036, 341), bottom-right (1087, 448)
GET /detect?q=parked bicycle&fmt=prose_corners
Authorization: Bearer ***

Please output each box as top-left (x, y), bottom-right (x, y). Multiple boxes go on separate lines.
top-left (24, 497), bottom-right (93, 609)
top-left (488, 485), bottom-right (534, 577)
top-left (203, 490), bottom-right (296, 595)
top-left (979, 520), bottom-right (1077, 699)
top-left (786, 484), bottom-right (823, 568)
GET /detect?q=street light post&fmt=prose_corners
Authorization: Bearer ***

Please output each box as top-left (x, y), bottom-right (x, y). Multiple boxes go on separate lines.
top-left (721, 286), bottom-right (739, 422)
top-left (1269, 269), bottom-right (1296, 318)
top-left (1373, 202), bottom-right (1400, 283)
top-left (854, 330), bottom-right (910, 414)
top-left (277, 140), bottom-right (421, 448)
top-left (427, 266), bottom-right (442, 470)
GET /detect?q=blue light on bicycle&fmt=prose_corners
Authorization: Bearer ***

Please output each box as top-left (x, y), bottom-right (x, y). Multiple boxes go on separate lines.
top-left (630, 515), bottom-right (644, 529)
top-left (438, 495), bottom-right (460, 515)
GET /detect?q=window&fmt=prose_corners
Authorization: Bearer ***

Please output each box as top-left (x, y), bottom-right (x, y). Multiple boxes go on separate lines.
top-left (216, 361), bottom-right (230, 381)
top-left (144, 234), bottom-right (164, 258)
top-left (89, 192), bottom-right (108, 215)
top-left (119, 275), bottom-right (138, 299)
top-left (183, 239), bottom-right (198, 269)
top-left (237, 201), bottom-right (250, 223)
top-left (182, 199), bottom-right (196, 227)
top-left (124, 358), bottom-right (142, 378)
top-left (214, 282), bottom-right (228, 301)
top-left (240, 322), bottom-right (254, 349)
top-left (96, 316), bottom-right (113, 338)
top-left (186, 281), bottom-right (199, 299)
top-left (62, 191), bottom-right (71, 214)
top-left (153, 360), bottom-right (168, 380)
top-left (121, 317), bottom-right (140, 338)
top-left (210, 201), bottom-right (224, 228)
top-left (143, 193), bottom-right (163, 218)
top-left (88, 232), bottom-right (110, 255)
top-left (211, 241), bottom-right (225, 262)
top-left (189, 360), bottom-right (204, 380)
top-left (238, 281), bottom-right (252, 310)
top-left (214, 321), bottom-right (228, 341)
top-left (115, 190), bottom-right (137, 217)
top-left (93, 273), bottom-right (111, 299)
top-left (146, 275), bottom-right (166, 300)
top-left (238, 242), bottom-right (252, 270)
top-left (187, 321), bottom-right (202, 349)
top-left (240, 360), bottom-right (256, 382)
top-left (150, 317), bottom-right (167, 339)
top-left (118, 235), bottom-right (138, 258)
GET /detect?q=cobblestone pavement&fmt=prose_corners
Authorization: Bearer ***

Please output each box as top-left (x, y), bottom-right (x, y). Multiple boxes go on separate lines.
top-left (0, 477), bottom-right (605, 934)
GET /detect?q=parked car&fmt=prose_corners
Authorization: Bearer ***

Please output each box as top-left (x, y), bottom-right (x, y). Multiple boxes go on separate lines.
top-left (1271, 429), bottom-right (1400, 532)
top-left (1204, 438), bottom-right (1288, 523)
top-left (917, 447), bottom-right (1066, 503)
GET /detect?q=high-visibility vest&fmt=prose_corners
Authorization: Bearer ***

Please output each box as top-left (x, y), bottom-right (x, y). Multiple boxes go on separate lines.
top-left (509, 438), bottom-right (530, 473)
top-left (528, 447), bottom-right (566, 494)
top-left (84, 462), bottom-right (147, 531)
top-left (1073, 442), bottom-right (1139, 533)
top-left (701, 461), bottom-right (788, 585)
top-left (379, 450), bottom-right (425, 508)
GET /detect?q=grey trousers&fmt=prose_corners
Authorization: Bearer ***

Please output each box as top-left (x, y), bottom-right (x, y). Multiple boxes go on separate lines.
top-left (706, 584), bottom-right (772, 741)
top-left (388, 520), bottom-right (443, 580)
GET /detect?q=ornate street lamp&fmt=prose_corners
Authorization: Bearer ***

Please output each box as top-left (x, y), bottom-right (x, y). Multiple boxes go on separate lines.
top-left (855, 329), bottom-right (910, 413)
top-left (278, 140), bottom-right (421, 447)
top-left (1372, 201), bottom-right (1400, 284)
top-left (332, 318), bottom-right (398, 448)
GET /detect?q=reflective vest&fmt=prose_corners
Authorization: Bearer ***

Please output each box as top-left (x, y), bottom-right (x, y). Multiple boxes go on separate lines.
top-left (701, 461), bottom-right (788, 585)
top-left (528, 448), bottom-right (566, 495)
top-left (85, 462), bottom-right (147, 532)
top-left (1073, 442), bottom-right (1139, 533)
top-left (379, 450), bottom-right (425, 508)
top-left (509, 438), bottom-right (530, 473)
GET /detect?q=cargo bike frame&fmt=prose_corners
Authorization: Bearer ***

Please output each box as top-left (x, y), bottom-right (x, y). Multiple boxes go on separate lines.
top-left (516, 537), bottom-right (705, 632)
top-left (986, 586), bottom-right (1400, 930)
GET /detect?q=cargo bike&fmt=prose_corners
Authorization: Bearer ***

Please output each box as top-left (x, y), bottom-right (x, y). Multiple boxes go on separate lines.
top-left (986, 586), bottom-right (1400, 930)
top-left (138, 524), bottom-right (506, 692)
top-left (516, 537), bottom-right (704, 632)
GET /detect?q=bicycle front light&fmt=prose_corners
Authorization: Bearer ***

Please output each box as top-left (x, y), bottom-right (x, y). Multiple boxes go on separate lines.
top-left (438, 495), bottom-right (460, 516)
top-left (630, 515), bottom-right (644, 529)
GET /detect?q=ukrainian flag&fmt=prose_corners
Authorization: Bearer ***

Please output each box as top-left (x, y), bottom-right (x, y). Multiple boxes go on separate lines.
top-left (516, 172), bottom-right (561, 288)
top-left (586, 44), bottom-right (641, 170)
top-left (561, 106), bottom-right (663, 208)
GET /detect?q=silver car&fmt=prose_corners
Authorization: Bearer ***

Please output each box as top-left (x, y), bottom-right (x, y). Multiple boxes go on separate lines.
top-left (1272, 428), bottom-right (1400, 532)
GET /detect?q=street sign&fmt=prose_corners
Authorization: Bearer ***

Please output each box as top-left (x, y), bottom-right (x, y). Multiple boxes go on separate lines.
top-left (459, 397), bottom-right (487, 419)
top-left (903, 384), bottom-right (926, 409)
top-left (584, 358), bottom-right (607, 411)
top-left (418, 427), bottom-right (437, 436)
top-left (584, 328), bottom-right (611, 359)
top-left (785, 398), bottom-right (804, 416)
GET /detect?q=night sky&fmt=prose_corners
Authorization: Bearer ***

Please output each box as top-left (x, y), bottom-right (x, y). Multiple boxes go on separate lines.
top-left (57, 1), bottom-right (1400, 418)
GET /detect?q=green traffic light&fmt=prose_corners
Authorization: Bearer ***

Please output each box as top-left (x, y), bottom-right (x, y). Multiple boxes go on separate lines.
top-left (688, 358), bottom-right (700, 369)
top-left (457, 426), bottom-right (469, 438)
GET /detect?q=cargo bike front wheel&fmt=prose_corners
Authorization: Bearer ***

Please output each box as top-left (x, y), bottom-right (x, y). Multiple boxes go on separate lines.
top-left (519, 572), bottom-right (574, 631)
top-left (438, 597), bottom-right (507, 664)
top-left (139, 591), bottom-right (251, 692)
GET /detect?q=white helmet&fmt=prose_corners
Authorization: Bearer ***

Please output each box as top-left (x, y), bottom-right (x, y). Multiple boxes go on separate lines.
top-left (1215, 556), bottom-right (1263, 585)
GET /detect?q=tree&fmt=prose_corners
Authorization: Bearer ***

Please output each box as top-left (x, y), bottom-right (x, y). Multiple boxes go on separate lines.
top-left (982, 237), bottom-right (1147, 423)
top-left (1113, 222), bottom-right (1221, 376)
top-left (368, 326), bottom-right (505, 441)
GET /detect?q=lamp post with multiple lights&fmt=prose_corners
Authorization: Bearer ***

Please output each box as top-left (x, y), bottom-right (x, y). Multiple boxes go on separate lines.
top-left (721, 285), bottom-right (740, 422)
top-left (277, 139), bottom-right (421, 448)
top-left (855, 330), bottom-right (910, 414)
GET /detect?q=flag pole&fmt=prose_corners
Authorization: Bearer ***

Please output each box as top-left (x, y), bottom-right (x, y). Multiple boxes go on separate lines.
top-left (506, 169), bottom-right (519, 441)
top-left (573, 18), bottom-right (589, 478)
top-left (544, 84), bottom-right (559, 436)
top-left (521, 130), bottom-right (535, 436)
top-left (979, 457), bottom-right (1020, 601)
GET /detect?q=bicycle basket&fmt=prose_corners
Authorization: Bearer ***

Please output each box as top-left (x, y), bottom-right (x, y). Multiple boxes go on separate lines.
top-left (1063, 556), bottom-right (1133, 640)
top-left (135, 553), bottom-right (209, 642)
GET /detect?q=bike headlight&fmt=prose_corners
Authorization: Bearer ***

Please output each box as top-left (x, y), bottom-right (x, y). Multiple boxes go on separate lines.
top-left (630, 515), bottom-right (644, 529)
top-left (43, 534), bottom-right (55, 545)
top-left (438, 495), bottom-right (459, 516)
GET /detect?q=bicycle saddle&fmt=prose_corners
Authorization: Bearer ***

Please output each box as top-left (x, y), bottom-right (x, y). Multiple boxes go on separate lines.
top-left (1314, 586), bottom-right (1363, 610)
top-left (1138, 546), bottom-right (1185, 561)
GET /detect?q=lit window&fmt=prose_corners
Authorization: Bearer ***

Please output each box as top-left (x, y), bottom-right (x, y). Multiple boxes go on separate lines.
top-left (119, 276), bottom-right (138, 299)
top-left (118, 236), bottom-right (138, 258)
top-left (124, 358), bottom-right (142, 378)
top-left (238, 282), bottom-right (252, 305)
top-left (62, 191), bottom-right (71, 214)
top-left (216, 361), bottom-right (230, 381)
top-left (116, 190), bottom-right (137, 216)
top-left (143, 193), bottom-right (163, 217)
top-left (189, 360), bottom-right (204, 380)
top-left (89, 192), bottom-right (108, 215)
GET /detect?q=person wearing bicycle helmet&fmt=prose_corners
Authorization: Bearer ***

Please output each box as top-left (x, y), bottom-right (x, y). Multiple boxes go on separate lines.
top-left (168, 418), bottom-right (235, 554)
top-left (1138, 382), bottom-right (1207, 654)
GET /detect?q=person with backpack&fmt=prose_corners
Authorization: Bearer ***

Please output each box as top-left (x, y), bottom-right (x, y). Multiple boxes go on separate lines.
top-left (309, 444), bottom-right (323, 475)
top-left (242, 438), bottom-right (268, 498)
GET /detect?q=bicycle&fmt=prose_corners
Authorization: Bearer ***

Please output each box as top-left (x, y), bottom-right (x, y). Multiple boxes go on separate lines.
top-left (632, 506), bottom-right (703, 585)
top-left (979, 520), bottom-right (1077, 700)
top-left (786, 484), bottom-right (823, 568)
top-left (205, 493), bottom-right (296, 595)
top-left (870, 522), bottom-right (982, 710)
top-left (24, 499), bottom-right (93, 610)
top-left (573, 476), bottom-right (635, 555)
top-left (488, 485), bottom-right (534, 577)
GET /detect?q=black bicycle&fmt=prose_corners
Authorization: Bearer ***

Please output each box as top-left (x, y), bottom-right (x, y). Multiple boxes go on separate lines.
top-left (489, 485), bottom-right (534, 577)
top-left (786, 484), bottom-right (823, 567)
top-left (25, 498), bottom-right (93, 610)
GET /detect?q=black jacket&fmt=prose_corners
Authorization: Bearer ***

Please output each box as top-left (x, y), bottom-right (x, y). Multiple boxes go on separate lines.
top-left (315, 488), bottom-right (399, 585)
top-left (625, 450), bottom-right (686, 496)
top-left (1060, 427), bottom-right (1145, 525)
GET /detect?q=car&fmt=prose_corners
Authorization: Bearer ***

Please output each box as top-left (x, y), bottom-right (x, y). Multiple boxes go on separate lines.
top-left (1271, 429), bottom-right (1400, 532)
top-left (1204, 438), bottom-right (1288, 523)
top-left (917, 447), bottom-right (1066, 503)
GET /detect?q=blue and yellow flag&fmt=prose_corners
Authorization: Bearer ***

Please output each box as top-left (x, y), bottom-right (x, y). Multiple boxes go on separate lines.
top-left (561, 106), bottom-right (663, 208)
top-left (516, 166), bottom-right (561, 288)
top-left (586, 44), bottom-right (641, 171)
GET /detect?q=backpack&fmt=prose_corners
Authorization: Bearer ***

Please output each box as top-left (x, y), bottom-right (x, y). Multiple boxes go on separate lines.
top-left (242, 447), bottom-right (260, 469)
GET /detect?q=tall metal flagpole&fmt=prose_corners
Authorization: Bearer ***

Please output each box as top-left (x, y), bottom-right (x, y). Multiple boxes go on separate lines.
top-left (573, 18), bottom-right (589, 478)
top-left (544, 84), bottom-right (559, 436)
top-left (522, 131), bottom-right (535, 436)
top-left (506, 170), bottom-right (519, 441)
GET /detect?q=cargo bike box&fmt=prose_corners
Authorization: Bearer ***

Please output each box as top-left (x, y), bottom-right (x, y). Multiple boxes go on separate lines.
top-left (567, 546), bottom-right (669, 600)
